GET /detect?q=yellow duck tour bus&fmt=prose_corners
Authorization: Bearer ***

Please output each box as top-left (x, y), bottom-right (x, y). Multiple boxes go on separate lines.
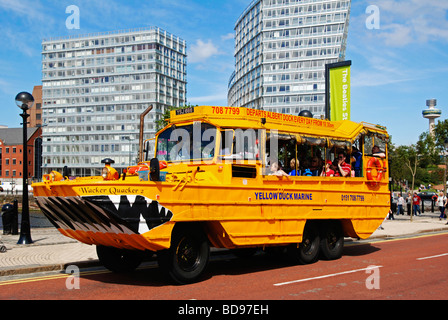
top-left (32, 105), bottom-right (390, 284)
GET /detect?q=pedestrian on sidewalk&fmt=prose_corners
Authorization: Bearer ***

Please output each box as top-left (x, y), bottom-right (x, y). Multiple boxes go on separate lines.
top-left (437, 192), bottom-right (447, 221)
top-left (397, 193), bottom-right (405, 215)
top-left (413, 192), bottom-right (421, 216)
top-left (388, 208), bottom-right (395, 220)
top-left (406, 192), bottom-right (412, 215)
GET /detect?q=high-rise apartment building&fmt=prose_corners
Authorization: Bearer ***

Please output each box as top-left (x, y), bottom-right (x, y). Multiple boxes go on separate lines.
top-left (41, 27), bottom-right (187, 176)
top-left (228, 0), bottom-right (351, 118)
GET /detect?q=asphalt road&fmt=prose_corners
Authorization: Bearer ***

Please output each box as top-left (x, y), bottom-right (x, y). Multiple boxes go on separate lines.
top-left (1, 233), bottom-right (447, 302)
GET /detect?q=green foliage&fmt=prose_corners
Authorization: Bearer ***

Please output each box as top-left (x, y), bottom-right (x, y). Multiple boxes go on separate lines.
top-left (390, 119), bottom-right (448, 189)
top-left (155, 103), bottom-right (199, 131)
top-left (416, 132), bottom-right (439, 168)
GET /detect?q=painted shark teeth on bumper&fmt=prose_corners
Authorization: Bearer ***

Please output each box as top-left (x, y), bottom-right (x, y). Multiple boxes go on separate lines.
top-left (35, 195), bottom-right (173, 250)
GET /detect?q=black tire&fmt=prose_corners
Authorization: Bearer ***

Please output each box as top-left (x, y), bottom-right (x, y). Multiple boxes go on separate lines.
top-left (158, 225), bottom-right (210, 284)
top-left (287, 221), bottom-right (320, 264)
top-left (320, 221), bottom-right (344, 260)
top-left (96, 245), bottom-right (143, 273)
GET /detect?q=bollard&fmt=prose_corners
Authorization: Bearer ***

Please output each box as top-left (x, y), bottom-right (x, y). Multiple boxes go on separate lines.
top-left (2, 203), bottom-right (14, 235)
top-left (1, 201), bottom-right (18, 235)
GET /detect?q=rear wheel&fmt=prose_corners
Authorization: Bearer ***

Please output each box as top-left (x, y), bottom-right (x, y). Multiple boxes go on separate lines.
top-left (320, 221), bottom-right (344, 260)
top-left (287, 221), bottom-right (320, 264)
top-left (158, 225), bottom-right (210, 284)
top-left (96, 245), bottom-right (143, 273)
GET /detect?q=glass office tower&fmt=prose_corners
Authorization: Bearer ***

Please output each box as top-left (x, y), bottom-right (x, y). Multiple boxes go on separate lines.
top-left (41, 27), bottom-right (187, 176)
top-left (228, 0), bottom-right (351, 118)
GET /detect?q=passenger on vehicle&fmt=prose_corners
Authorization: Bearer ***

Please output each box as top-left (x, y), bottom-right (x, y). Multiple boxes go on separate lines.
top-left (310, 156), bottom-right (322, 176)
top-left (289, 158), bottom-right (301, 176)
top-left (321, 160), bottom-right (335, 177)
top-left (352, 146), bottom-right (362, 177)
top-left (334, 153), bottom-right (351, 177)
top-left (300, 158), bottom-right (312, 176)
top-left (372, 145), bottom-right (386, 158)
top-left (269, 162), bottom-right (288, 176)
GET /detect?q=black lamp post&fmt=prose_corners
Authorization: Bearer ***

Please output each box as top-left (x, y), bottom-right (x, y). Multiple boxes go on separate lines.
top-left (15, 92), bottom-right (34, 245)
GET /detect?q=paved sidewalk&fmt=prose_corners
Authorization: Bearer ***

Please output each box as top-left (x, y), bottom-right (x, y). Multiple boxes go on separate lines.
top-left (1, 214), bottom-right (448, 277)
top-left (0, 229), bottom-right (98, 276)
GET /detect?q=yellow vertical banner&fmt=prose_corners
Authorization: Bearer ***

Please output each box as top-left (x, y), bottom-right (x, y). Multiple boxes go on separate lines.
top-left (330, 65), bottom-right (351, 121)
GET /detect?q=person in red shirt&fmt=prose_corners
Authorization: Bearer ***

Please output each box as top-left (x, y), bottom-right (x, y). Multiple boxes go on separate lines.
top-left (321, 160), bottom-right (335, 177)
top-left (335, 153), bottom-right (351, 177)
top-left (412, 192), bottom-right (421, 215)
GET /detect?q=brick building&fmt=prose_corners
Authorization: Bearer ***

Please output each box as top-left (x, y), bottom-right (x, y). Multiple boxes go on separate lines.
top-left (0, 127), bottom-right (42, 183)
top-left (29, 85), bottom-right (43, 128)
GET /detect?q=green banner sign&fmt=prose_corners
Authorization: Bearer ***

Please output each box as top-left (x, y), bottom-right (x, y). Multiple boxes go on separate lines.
top-left (330, 65), bottom-right (351, 121)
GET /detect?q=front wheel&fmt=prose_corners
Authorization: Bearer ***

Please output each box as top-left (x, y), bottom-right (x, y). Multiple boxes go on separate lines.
top-left (158, 226), bottom-right (210, 284)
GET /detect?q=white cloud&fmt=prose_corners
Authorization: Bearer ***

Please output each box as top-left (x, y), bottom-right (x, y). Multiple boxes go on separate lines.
top-left (373, 0), bottom-right (448, 45)
top-left (221, 33), bottom-right (234, 41)
top-left (348, 0), bottom-right (448, 89)
top-left (381, 24), bottom-right (413, 47)
top-left (0, 0), bottom-right (51, 23)
top-left (188, 39), bottom-right (220, 63)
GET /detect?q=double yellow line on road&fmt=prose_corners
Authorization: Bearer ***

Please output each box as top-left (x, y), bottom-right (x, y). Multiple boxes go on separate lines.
top-left (0, 269), bottom-right (110, 286)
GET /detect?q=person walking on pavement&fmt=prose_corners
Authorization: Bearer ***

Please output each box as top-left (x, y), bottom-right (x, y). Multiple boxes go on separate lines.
top-left (413, 192), bottom-right (422, 216)
top-left (437, 192), bottom-right (447, 221)
top-left (397, 193), bottom-right (405, 215)
top-left (445, 196), bottom-right (448, 225)
top-left (406, 192), bottom-right (412, 215)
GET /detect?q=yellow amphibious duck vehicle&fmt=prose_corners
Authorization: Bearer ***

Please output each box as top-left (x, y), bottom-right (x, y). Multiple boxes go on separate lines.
top-left (32, 106), bottom-right (390, 284)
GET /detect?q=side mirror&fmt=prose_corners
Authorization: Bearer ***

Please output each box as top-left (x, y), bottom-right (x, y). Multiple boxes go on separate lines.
top-left (150, 158), bottom-right (160, 181)
top-left (143, 140), bottom-right (150, 162)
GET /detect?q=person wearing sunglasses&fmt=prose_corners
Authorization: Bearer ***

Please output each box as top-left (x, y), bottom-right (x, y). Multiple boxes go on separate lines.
top-left (335, 153), bottom-right (351, 177)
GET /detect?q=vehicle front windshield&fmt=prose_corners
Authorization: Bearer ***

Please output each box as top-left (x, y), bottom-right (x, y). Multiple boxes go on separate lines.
top-left (156, 123), bottom-right (217, 162)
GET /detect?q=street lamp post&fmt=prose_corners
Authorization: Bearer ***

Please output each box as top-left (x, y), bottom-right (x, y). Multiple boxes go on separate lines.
top-left (15, 92), bottom-right (34, 245)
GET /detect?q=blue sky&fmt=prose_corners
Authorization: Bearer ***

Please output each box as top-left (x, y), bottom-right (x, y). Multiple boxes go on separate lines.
top-left (0, 0), bottom-right (447, 147)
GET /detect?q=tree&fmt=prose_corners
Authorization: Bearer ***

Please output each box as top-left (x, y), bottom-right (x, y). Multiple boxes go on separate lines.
top-left (396, 144), bottom-right (420, 221)
top-left (434, 119), bottom-right (448, 153)
top-left (155, 103), bottom-right (198, 131)
top-left (416, 132), bottom-right (439, 167)
top-left (389, 140), bottom-right (409, 190)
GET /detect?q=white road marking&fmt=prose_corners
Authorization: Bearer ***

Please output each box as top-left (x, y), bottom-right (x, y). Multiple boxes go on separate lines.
top-left (273, 266), bottom-right (383, 287)
top-left (416, 253), bottom-right (448, 261)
